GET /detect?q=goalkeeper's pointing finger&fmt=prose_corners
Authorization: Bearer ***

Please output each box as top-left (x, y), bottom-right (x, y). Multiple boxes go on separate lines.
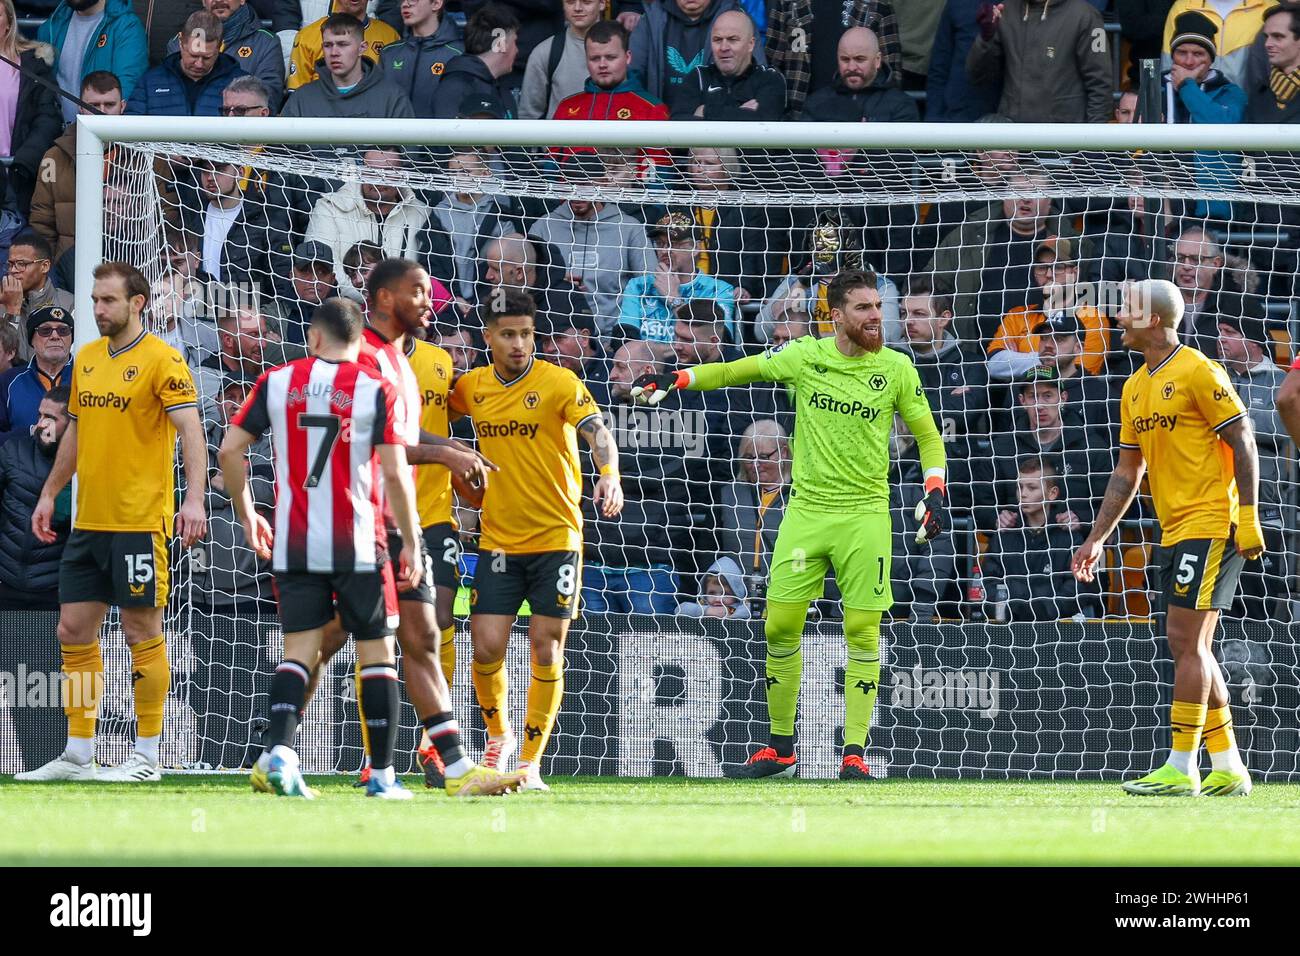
top-left (630, 370), bottom-right (690, 406)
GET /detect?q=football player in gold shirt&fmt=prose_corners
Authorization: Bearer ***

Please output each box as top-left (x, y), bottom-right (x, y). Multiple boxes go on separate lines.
top-left (1073, 280), bottom-right (1263, 797)
top-left (18, 262), bottom-right (207, 783)
top-left (451, 288), bottom-right (623, 791)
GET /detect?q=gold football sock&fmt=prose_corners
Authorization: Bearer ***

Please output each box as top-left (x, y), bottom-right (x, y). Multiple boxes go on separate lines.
top-left (1167, 700), bottom-right (1207, 776)
top-left (61, 641), bottom-right (104, 742)
top-left (471, 658), bottom-right (511, 737)
top-left (129, 636), bottom-right (169, 740)
top-left (519, 658), bottom-right (563, 765)
top-left (440, 622), bottom-right (456, 688)
top-left (1203, 704), bottom-right (1246, 773)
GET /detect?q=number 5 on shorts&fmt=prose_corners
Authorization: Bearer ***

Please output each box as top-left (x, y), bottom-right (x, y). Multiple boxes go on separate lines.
top-left (1176, 552), bottom-right (1199, 585)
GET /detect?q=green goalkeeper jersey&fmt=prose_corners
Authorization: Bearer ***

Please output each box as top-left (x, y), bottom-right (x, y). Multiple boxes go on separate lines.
top-left (689, 335), bottom-right (944, 515)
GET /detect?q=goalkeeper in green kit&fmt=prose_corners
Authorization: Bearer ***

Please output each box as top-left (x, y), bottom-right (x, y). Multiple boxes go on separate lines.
top-left (632, 270), bottom-right (947, 780)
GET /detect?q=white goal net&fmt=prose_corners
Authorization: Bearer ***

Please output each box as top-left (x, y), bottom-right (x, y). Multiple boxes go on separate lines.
top-left (48, 118), bottom-right (1300, 779)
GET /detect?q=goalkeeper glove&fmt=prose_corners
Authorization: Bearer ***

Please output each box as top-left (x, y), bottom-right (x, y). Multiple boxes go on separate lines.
top-left (913, 481), bottom-right (947, 546)
top-left (630, 369), bottom-right (690, 406)
top-left (1236, 504), bottom-right (1266, 559)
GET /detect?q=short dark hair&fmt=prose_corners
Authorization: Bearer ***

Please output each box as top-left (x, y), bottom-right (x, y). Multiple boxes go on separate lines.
top-left (321, 12), bottom-right (365, 42)
top-left (10, 230), bottom-right (52, 262)
top-left (0, 324), bottom-right (20, 357)
top-left (81, 70), bottom-right (122, 96)
top-left (312, 297), bottom-right (364, 344)
top-left (465, 3), bottom-right (521, 56)
top-left (675, 298), bottom-right (726, 328)
top-left (44, 385), bottom-right (72, 408)
top-left (1265, 4), bottom-right (1300, 39)
top-left (93, 261), bottom-right (150, 303)
top-left (366, 257), bottom-right (423, 306)
top-left (586, 19), bottom-right (630, 52)
top-left (480, 288), bottom-right (537, 325)
top-left (903, 275), bottom-right (954, 319)
top-left (344, 241), bottom-right (384, 272)
top-left (826, 269), bottom-right (880, 314)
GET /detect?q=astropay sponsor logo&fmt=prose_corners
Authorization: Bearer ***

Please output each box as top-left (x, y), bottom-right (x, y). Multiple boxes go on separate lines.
top-left (50, 886), bottom-right (152, 936)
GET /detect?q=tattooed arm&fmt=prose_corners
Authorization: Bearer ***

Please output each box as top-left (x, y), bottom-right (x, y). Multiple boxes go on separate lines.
top-left (1071, 447), bottom-right (1146, 583)
top-left (579, 415), bottom-right (624, 518)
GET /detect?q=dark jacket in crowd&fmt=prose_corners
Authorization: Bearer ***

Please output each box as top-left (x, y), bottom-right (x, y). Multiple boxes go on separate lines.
top-left (1247, 73), bottom-right (1300, 124)
top-left (167, 1), bottom-right (286, 107)
top-left (179, 191), bottom-right (273, 287)
top-left (127, 51), bottom-right (247, 117)
top-left (280, 57), bottom-right (416, 119)
top-left (631, 0), bottom-right (754, 114)
top-left (967, 0), bottom-right (1113, 123)
top-left (983, 513), bottom-right (1103, 621)
top-left (431, 52), bottom-right (516, 118)
top-left (463, 0), bottom-right (564, 79)
top-left (766, 0), bottom-right (902, 117)
top-left (670, 59), bottom-right (787, 121)
top-left (719, 479), bottom-right (788, 579)
top-left (582, 397), bottom-right (692, 569)
top-left (5, 46), bottom-right (62, 217)
top-left (0, 358), bottom-right (73, 441)
top-left (988, 415), bottom-right (1114, 529)
top-left (902, 334), bottom-right (995, 513)
top-left (0, 433), bottom-right (70, 597)
top-left (801, 65), bottom-right (919, 122)
top-left (926, 0), bottom-right (1004, 120)
top-left (248, 0), bottom-right (302, 33)
top-left (379, 16), bottom-right (466, 117)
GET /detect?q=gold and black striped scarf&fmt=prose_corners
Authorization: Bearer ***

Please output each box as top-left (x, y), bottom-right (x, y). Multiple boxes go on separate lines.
top-left (1270, 68), bottom-right (1300, 110)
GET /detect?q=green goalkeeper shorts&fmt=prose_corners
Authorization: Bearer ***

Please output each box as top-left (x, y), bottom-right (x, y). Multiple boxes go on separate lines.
top-left (767, 506), bottom-right (893, 611)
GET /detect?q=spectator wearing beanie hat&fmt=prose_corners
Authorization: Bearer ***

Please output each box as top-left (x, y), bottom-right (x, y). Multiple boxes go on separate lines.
top-left (0, 305), bottom-right (74, 443)
top-left (1215, 292), bottom-right (1287, 618)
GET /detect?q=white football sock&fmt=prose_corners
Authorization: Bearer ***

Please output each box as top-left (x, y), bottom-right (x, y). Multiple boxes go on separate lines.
top-left (64, 737), bottom-right (94, 765)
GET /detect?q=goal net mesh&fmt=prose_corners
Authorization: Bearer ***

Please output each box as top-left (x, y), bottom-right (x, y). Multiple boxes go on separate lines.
top-left (82, 127), bottom-right (1300, 780)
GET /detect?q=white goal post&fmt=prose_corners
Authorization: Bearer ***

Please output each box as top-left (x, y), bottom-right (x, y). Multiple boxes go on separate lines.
top-left (48, 115), bottom-right (1300, 781)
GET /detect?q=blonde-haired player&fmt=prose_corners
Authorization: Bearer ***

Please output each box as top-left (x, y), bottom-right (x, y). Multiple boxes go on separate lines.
top-left (1073, 279), bottom-right (1263, 797)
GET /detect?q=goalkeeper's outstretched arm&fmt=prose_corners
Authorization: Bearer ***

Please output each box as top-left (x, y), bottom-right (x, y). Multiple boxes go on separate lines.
top-left (630, 355), bottom-right (766, 404)
top-left (902, 406), bottom-right (948, 545)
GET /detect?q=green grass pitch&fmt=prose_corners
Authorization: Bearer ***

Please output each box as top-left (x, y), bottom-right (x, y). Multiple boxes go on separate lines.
top-left (3, 775), bottom-right (1300, 865)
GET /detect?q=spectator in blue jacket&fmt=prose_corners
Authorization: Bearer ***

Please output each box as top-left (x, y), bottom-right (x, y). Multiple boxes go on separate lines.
top-left (1163, 10), bottom-right (1247, 219)
top-left (0, 306), bottom-right (73, 442)
top-left (39, 0), bottom-right (149, 123)
top-left (0, 384), bottom-right (72, 610)
top-left (379, 0), bottom-right (464, 117)
top-left (618, 212), bottom-right (737, 344)
top-left (128, 10), bottom-right (247, 116)
top-left (168, 0), bottom-right (286, 109)
top-left (926, 0), bottom-right (1002, 121)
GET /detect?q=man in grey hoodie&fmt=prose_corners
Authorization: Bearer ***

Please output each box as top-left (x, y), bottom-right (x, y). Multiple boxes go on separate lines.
top-left (518, 0), bottom-right (602, 119)
top-left (529, 156), bottom-right (657, 336)
top-left (280, 13), bottom-right (415, 119)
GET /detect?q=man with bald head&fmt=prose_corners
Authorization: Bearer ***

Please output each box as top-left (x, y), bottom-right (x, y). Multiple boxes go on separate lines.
top-left (802, 26), bottom-right (918, 122)
top-left (582, 338), bottom-right (688, 616)
top-left (479, 233), bottom-right (596, 336)
top-left (670, 10), bottom-right (787, 120)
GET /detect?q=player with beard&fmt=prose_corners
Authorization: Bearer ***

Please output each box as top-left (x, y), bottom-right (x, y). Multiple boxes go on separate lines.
top-left (303, 257), bottom-right (518, 798)
top-left (631, 270), bottom-right (947, 780)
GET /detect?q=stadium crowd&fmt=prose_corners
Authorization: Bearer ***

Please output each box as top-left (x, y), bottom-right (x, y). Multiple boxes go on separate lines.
top-left (1, 0), bottom-right (1299, 625)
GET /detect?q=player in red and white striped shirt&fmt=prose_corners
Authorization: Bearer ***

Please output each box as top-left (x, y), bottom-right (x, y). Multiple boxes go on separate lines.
top-left (305, 258), bottom-right (516, 798)
top-left (219, 299), bottom-right (423, 799)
